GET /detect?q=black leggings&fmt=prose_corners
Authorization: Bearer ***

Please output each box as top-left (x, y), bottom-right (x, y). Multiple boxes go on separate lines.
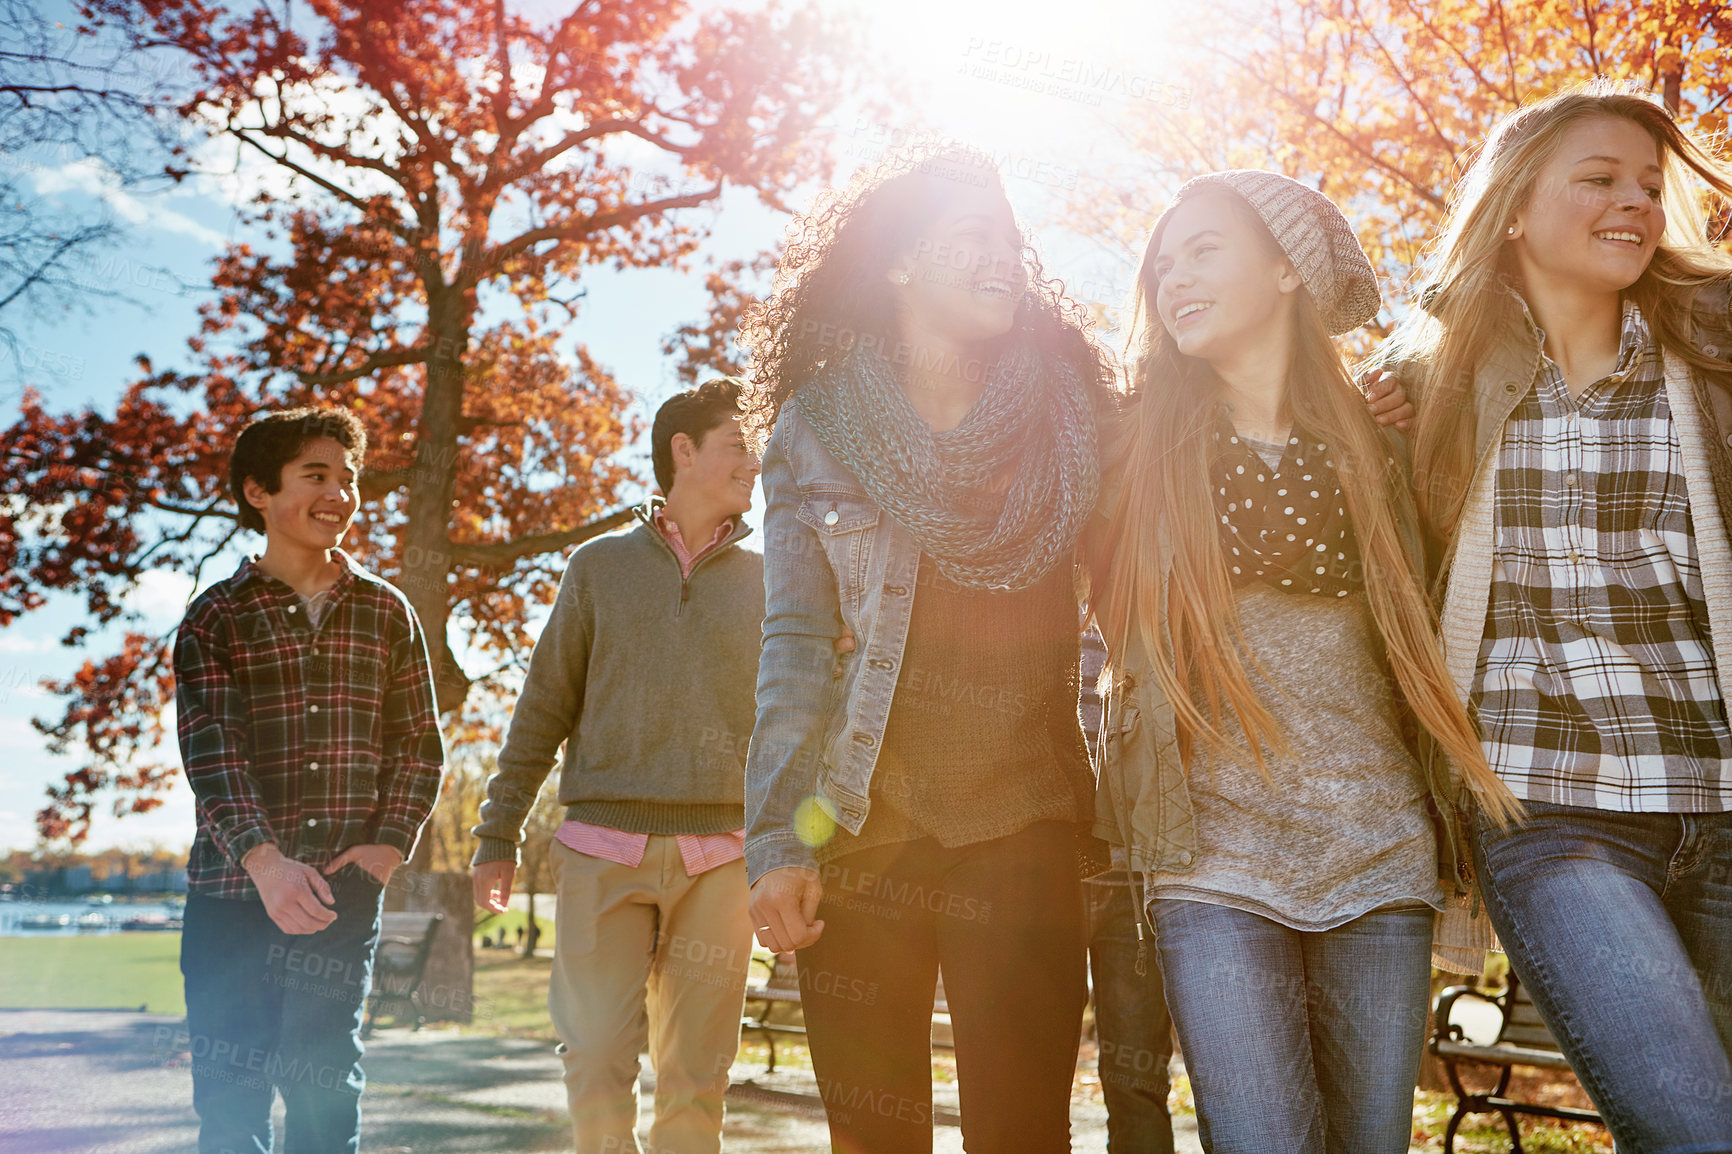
top-left (797, 820), bottom-right (1089, 1154)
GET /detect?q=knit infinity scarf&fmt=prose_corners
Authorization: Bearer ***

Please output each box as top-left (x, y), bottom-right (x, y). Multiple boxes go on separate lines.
top-left (797, 340), bottom-right (1100, 592)
top-left (1211, 418), bottom-right (1362, 598)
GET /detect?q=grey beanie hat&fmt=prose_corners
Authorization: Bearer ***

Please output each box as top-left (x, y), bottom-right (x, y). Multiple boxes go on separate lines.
top-left (1155, 170), bottom-right (1381, 335)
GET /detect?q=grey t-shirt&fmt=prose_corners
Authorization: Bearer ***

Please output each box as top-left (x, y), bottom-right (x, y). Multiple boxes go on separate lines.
top-left (1149, 585), bottom-right (1445, 930)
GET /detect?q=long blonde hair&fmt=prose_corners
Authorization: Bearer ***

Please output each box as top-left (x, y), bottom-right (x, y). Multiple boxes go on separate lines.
top-left (1092, 188), bottom-right (1520, 824)
top-left (1391, 82), bottom-right (1732, 541)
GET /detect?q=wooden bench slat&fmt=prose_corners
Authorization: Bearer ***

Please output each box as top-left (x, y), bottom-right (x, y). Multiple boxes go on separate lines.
top-left (743, 988), bottom-right (803, 1005)
top-left (1498, 1025), bottom-right (1565, 1050)
top-left (1507, 1001), bottom-right (1548, 1026)
top-left (1433, 1039), bottom-right (1577, 1070)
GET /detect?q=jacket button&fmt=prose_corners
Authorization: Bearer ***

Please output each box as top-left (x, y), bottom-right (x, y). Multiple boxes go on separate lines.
top-left (1723, 432), bottom-right (1732, 449)
top-left (869, 658), bottom-right (895, 671)
top-left (884, 585), bottom-right (908, 596)
top-left (1502, 381), bottom-right (1519, 395)
top-left (823, 510), bottom-right (840, 526)
top-left (851, 732), bottom-right (875, 747)
top-left (1176, 850), bottom-right (1194, 866)
top-left (1704, 344), bottom-right (1721, 358)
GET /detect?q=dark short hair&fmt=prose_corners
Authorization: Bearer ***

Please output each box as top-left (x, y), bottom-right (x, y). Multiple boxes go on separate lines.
top-left (230, 406), bottom-right (368, 533)
top-left (650, 378), bottom-right (744, 493)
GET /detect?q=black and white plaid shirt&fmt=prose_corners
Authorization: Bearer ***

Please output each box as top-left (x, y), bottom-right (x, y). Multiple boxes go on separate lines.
top-left (1472, 302), bottom-right (1732, 811)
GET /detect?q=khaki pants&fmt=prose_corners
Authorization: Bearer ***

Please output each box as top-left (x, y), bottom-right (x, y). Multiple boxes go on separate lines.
top-left (548, 836), bottom-right (752, 1154)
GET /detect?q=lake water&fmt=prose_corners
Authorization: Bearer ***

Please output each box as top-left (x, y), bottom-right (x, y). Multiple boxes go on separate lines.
top-left (0, 898), bottom-right (185, 937)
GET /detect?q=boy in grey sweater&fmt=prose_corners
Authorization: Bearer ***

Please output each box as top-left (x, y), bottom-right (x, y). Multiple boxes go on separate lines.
top-left (471, 379), bottom-right (763, 1154)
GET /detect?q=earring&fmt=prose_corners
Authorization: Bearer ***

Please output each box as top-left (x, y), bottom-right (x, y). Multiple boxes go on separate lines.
top-left (1506, 224), bottom-right (1516, 237)
top-left (890, 269), bottom-right (910, 286)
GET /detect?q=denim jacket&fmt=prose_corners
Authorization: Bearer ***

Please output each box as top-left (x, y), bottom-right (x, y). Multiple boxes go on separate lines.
top-left (745, 404), bottom-right (932, 881)
top-left (1093, 426), bottom-right (1477, 897)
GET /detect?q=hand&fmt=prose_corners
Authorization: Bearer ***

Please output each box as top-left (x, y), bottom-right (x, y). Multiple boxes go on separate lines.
top-left (749, 866), bottom-right (825, 953)
top-left (472, 859), bottom-right (516, 914)
top-left (1361, 369), bottom-right (1414, 430)
top-left (242, 844), bottom-right (338, 935)
top-left (833, 624), bottom-right (855, 678)
top-left (325, 843), bottom-right (403, 886)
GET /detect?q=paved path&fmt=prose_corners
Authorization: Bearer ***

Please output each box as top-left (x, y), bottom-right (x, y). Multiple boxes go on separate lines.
top-left (0, 1010), bottom-right (1201, 1152)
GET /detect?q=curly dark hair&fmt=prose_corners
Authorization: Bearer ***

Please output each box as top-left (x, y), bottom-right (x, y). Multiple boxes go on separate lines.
top-left (230, 406), bottom-right (367, 533)
top-left (738, 139), bottom-right (1117, 445)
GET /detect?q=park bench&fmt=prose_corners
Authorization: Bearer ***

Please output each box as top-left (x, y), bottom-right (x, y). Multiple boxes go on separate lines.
top-left (1429, 972), bottom-right (1605, 1153)
top-left (741, 953), bottom-right (952, 1072)
top-left (363, 910), bottom-right (444, 1038)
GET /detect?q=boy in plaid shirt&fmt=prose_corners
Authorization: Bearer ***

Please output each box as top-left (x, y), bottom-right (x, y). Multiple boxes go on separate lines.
top-left (173, 406), bottom-right (444, 1154)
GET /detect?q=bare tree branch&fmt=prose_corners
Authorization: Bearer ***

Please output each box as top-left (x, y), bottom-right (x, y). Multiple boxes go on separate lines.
top-left (449, 508), bottom-right (634, 566)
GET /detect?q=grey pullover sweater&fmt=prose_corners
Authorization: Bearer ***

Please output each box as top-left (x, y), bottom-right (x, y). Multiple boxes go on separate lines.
top-left (472, 503), bottom-right (764, 865)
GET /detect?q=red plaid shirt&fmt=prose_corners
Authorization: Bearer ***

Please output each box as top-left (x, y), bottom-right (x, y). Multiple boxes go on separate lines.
top-left (173, 551), bottom-right (445, 899)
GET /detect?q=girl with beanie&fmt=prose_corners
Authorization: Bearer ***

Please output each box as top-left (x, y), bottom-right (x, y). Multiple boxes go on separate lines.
top-left (738, 140), bottom-right (1116, 1154)
top-left (1088, 170), bottom-right (1520, 1153)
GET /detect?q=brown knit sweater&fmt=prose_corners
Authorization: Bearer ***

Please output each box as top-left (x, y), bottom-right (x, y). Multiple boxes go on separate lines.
top-left (819, 554), bottom-right (1088, 862)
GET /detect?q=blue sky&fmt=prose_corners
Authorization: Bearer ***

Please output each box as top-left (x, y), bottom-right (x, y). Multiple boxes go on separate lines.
top-left (0, 0), bottom-right (1186, 852)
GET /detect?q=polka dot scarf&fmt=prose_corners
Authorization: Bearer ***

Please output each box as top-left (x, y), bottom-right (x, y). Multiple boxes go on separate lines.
top-left (1211, 418), bottom-right (1362, 598)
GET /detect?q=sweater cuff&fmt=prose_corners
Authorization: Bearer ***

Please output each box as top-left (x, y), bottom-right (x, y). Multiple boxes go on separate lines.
top-left (472, 836), bottom-right (520, 868)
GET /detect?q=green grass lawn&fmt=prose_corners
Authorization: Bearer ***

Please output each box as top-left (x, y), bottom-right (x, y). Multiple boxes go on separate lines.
top-left (471, 907), bottom-right (556, 951)
top-left (0, 933), bottom-right (185, 1016)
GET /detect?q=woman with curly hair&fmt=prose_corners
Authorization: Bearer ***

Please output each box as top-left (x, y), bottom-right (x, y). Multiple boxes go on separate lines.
top-left (739, 141), bottom-right (1115, 1153)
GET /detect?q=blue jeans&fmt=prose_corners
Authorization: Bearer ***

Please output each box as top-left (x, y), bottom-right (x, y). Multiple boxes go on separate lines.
top-left (1086, 877), bottom-right (1176, 1154)
top-left (1150, 898), bottom-right (1433, 1154)
top-left (180, 867), bottom-right (385, 1154)
top-left (1472, 800), bottom-right (1732, 1152)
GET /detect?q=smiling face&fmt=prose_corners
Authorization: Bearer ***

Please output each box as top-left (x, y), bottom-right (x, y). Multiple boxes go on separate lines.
top-left (1510, 115), bottom-right (1666, 298)
top-left (242, 436), bottom-right (359, 555)
top-left (888, 181), bottom-right (1028, 349)
top-left (669, 414), bottom-right (759, 518)
top-left (1150, 191), bottom-right (1304, 365)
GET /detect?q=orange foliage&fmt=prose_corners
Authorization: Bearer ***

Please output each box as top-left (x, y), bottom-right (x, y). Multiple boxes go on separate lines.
top-left (3, 0), bottom-right (869, 843)
top-left (1069, 0), bottom-right (1732, 339)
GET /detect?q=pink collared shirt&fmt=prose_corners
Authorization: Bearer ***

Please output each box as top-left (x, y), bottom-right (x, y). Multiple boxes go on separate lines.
top-left (555, 507), bottom-right (745, 876)
top-left (653, 507), bottom-right (736, 577)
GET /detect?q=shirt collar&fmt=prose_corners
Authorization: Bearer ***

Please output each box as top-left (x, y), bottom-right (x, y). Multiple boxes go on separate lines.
top-left (1516, 295), bottom-right (1653, 385)
top-left (234, 548), bottom-right (362, 598)
top-left (652, 506), bottom-right (736, 552)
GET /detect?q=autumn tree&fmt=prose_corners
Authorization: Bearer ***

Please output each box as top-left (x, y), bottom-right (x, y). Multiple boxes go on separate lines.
top-left (1064, 0), bottom-right (1732, 336)
top-left (2, 0), bottom-right (869, 843)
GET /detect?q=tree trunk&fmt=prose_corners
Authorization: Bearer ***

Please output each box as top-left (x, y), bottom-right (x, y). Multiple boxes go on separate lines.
top-left (521, 888), bottom-right (540, 957)
top-left (402, 283), bottom-right (471, 715)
